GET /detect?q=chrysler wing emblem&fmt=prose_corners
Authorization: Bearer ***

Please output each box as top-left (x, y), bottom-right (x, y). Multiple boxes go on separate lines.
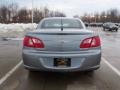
top-left (59, 40), bottom-right (67, 44)
top-left (60, 40), bottom-right (65, 44)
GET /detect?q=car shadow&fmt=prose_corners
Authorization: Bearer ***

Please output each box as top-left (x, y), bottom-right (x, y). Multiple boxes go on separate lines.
top-left (27, 71), bottom-right (95, 90)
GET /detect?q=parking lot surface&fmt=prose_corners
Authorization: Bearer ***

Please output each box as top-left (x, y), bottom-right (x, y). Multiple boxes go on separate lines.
top-left (0, 27), bottom-right (120, 90)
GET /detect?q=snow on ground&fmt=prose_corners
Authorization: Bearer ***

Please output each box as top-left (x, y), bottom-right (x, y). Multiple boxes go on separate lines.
top-left (0, 23), bottom-right (37, 38)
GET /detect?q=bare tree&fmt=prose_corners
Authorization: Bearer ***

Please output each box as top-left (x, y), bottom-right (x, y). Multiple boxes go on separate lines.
top-left (81, 8), bottom-right (120, 23)
top-left (0, 5), bottom-right (9, 23)
top-left (0, 3), bottom-right (66, 23)
top-left (8, 3), bottom-right (18, 22)
top-left (17, 8), bottom-right (28, 23)
top-left (49, 11), bottom-right (66, 17)
top-left (33, 8), bottom-right (44, 23)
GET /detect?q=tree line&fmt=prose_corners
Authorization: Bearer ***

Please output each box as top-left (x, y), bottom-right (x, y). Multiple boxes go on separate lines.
top-left (1, 3), bottom-right (119, 23)
top-left (80, 8), bottom-right (120, 23)
top-left (0, 3), bottom-right (66, 23)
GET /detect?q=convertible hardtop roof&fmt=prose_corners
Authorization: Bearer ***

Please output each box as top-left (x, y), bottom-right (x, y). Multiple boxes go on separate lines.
top-left (42, 17), bottom-right (80, 20)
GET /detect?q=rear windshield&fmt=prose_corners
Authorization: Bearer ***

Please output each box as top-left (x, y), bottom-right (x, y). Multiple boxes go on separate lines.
top-left (37, 19), bottom-right (83, 29)
top-left (108, 23), bottom-right (116, 26)
top-left (105, 23), bottom-right (115, 26)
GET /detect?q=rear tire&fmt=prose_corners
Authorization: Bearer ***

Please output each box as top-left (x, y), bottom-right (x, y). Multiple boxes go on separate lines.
top-left (84, 70), bottom-right (95, 75)
top-left (109, 29), bottom-right (112, 31)
top-left (28, 69), bottom-right (37, 73)
top-left (103, 28), bottom-right (105, 31)
top-left (86, 69), bottom-right (95, 72)
top-left (28, 69), bottom-right (44, 74)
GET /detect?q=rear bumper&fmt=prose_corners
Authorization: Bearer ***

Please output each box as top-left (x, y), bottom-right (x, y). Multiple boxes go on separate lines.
top-left (22, 50), bottom-right (101, 72)
top-left (108, 27), bottom-right (118, 30)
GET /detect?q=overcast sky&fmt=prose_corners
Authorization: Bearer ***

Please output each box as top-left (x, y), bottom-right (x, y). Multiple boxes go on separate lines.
top-left (1, 0), bottom-right (120, 17)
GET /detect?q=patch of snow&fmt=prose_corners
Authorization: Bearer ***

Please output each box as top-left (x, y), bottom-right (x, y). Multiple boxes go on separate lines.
top-left (0, 23), bottom-right (38, 38)
top-left (0, 23), bottom-right (37, 33)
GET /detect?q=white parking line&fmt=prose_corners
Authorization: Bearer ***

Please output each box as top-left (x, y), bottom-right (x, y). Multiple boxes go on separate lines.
top-left (0, 61), bottom-right (22, 85)
top-left (103, 58), bottom-right (120, 77)
top-left (6, 38), bottom-right (23, 40)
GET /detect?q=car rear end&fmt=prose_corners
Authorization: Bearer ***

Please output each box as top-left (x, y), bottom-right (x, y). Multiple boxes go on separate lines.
top-left (22, 18), bottom-right (101, 72)
top-left (110, 25), bottom-right (118, 31)
top-left (103, 23), bottom-right (119, 31)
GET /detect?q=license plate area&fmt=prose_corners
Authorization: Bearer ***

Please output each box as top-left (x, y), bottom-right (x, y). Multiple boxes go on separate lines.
top-left (54, 58), bottom-right (71, 67)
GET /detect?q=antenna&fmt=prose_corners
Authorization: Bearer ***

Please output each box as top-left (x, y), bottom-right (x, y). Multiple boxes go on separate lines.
top-left (61, 17), bottom-right (63, 31)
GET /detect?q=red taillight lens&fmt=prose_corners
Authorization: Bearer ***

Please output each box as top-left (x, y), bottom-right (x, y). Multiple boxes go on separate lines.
top-left (80, 36), bottom-right (100, 48)
top-left (23, 36), bottom-right (44, 48)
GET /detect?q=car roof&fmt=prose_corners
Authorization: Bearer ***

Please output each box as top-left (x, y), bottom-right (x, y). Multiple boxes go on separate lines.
top-left (104, 22), bottom-right (113, 24)
top-left (39, 17), bottom-right (86, 29)
top-left (42, 17), bottom-right (80, 20)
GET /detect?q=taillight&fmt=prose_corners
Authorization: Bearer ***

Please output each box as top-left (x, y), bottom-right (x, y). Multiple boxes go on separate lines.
top-left (23, 36), bottom-right (44, 48)
top-left (80, 36), bottom-right (100, 48)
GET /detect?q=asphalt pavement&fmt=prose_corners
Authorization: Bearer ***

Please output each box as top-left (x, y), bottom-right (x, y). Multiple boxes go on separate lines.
top-left (0, 27), bottom-right (120, 90)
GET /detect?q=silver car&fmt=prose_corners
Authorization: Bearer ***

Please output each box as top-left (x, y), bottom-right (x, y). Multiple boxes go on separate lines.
top-left (22, 17), bottom-right (101, 72)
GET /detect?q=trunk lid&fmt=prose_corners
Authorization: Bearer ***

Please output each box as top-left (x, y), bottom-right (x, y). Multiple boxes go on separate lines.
top-left (26, 29), bottom-right (95, 52)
